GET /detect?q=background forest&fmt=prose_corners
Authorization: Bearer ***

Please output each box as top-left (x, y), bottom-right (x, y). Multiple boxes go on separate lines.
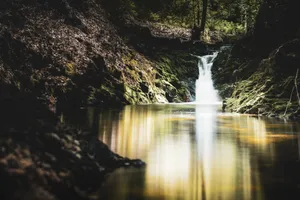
top-left (104, 0), bottom-right (262, 41)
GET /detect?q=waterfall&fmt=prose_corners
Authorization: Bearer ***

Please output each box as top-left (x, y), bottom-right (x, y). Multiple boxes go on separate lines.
top-left (195, 52), bottom-right (220, 104)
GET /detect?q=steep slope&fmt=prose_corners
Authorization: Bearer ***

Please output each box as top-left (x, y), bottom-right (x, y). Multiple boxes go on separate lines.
top-left (0, 0), bottom-right (201, 110)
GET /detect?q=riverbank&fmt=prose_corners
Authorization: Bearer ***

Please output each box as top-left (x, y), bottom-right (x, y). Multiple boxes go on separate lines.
top-left (0, 98), bottom-right (145, 199)
top-left (211, 0), bottom-right (300, 120)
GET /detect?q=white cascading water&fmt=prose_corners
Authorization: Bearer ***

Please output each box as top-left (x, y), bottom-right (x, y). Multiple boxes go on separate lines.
top-left (195, 52), bottom-right (220, 104)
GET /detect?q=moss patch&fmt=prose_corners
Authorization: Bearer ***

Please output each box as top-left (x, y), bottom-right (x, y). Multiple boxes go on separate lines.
top-left (214, 39), bottom-right (300, 119)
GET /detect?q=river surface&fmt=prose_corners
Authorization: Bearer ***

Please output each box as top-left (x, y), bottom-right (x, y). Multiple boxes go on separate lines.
top-left (67, 104), bottom-right (300, 200)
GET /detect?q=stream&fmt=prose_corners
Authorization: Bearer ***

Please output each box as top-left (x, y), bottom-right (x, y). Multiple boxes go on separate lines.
top-left (63, 52), bottom-right (300, 200)
top-left (65, 104), bottom-right (300, 200)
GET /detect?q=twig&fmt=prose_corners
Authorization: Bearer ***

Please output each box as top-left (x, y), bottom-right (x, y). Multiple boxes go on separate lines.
top-left (284, 86), bottom-right (295, 116)
top-left (284, 69), bottom-right (300, 116)
top-left (294, 68), bottom-right (300, 106)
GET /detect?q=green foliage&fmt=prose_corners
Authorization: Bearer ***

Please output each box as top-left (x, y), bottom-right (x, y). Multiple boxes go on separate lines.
top-left (108, 0), bottom-right (262, 39)
top-left (207, 19), bottom-right (244, 35)
top-left (65, 63), bottom-right (76, 76)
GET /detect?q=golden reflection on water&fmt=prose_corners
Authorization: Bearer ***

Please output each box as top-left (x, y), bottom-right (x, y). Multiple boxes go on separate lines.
top-left (95, 105), bottom-right (300, 200)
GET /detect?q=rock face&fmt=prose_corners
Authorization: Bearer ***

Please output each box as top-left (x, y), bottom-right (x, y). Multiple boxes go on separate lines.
top-left (212, 0), bottom-right (300, 119)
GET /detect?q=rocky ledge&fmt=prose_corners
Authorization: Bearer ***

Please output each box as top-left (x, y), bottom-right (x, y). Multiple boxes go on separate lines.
top-left (0, 99), bottom-right (145, 200)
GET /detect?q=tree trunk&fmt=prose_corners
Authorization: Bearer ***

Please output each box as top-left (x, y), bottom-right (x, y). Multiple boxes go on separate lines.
top-left (242, 0), bottom-right (250, 33)
top-left (244, 6), bottom-right (248, 32)
top-left (200, 0), bottom-right (208, 32)
top-left (197, 0), bottom-right (200, 26)
top-left (193, 0), bottom-right (196, 25)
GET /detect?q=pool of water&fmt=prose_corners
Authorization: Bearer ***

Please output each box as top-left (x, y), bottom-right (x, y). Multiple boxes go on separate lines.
top-left (66, 104), bottom-right (300, 200)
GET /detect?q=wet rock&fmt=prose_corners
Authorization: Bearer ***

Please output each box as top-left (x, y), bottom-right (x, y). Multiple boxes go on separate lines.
top-left (131, 159), bottom-right (146, 167)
